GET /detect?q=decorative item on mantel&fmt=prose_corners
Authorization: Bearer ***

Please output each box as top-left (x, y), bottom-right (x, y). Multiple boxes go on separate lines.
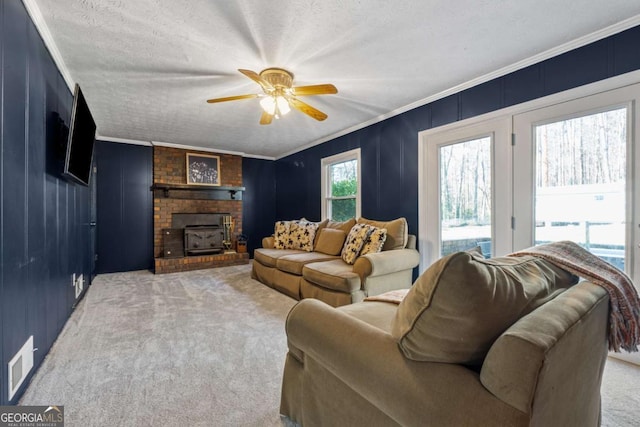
top-left (186, 153), bottom-right (221, 186)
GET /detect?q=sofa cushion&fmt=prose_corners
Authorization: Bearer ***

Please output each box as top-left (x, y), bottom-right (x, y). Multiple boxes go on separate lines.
top-left (277, 252), bottom-right (340, 276)
top-left (301, 218), bottom-right (329, 248)
top-left (288, 220), bottom-right (319, 252)
top-left (341, 224), bottom-right (374, 265)
top-left (391, 250), bottom-right (578, 365)
top-left (314, 228), bottom-right (347, 256)
top-left (326, 218), bottom-right (356, 234)
top-left (303, 260), bottom-right (362, 293)
top-left (273, 220), bottom-right (319, 252)
top-left (357, 217), bottom-right (407, 250)
top-left (254, 248), bottom-right (307, 268)
top-left (360, 227), bottom-right (387, 256)
top-left (273, 221), bottom-right (291, 249)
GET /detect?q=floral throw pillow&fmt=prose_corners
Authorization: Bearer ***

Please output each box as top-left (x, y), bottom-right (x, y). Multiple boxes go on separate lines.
top-left (288, 220), bottom-right (319, 252)
top-left (341, 224), bottom-right (375, 265)
top-left (273, 221), bottom-right (291, 249)
top-left (360, 227), bottom-right (388, 256)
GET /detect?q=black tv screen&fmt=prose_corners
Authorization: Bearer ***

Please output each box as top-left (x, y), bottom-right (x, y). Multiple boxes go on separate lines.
top-left (64, 84), bottom-right (96, 186)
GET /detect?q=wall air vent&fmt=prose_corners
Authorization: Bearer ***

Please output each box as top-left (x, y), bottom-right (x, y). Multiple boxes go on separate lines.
top-left (8, 336), bottom-right (34, 400)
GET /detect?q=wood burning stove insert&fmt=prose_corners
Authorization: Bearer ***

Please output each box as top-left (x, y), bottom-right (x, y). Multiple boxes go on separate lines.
top-left (184, 225), bottom-right (224, 255)
top-left (162, 213), bottom-right (230, 257)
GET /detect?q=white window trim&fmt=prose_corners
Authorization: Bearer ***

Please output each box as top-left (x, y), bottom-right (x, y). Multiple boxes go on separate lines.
top-left (418, 117), bottom-right (511, 272)
top-left (321, 148), bottom-right (361, 220)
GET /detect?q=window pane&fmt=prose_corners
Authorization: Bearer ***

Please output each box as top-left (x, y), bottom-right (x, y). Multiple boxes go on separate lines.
top-left (330, 160), bottom-right (357, 197)
top-left (534, 108), bottom-right (626, 270)
top-left (440, 137), bottom-right (492, 257)
top-left (330, 198), bottom-right (356, 222)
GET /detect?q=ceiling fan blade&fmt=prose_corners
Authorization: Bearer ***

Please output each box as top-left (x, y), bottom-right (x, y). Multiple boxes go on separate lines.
top-left (288, 97), bottom-right (328, 121)
top-left (292, 84), bottom-right (338, 96)
top-left (238, 69), bottom-right (274, 92)
top-left (259, 111), bottom-right (273, 125)
top-left (206, 93), bottom-right (258, 103)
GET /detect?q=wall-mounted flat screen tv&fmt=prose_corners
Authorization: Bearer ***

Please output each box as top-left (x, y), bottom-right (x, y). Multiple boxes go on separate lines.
top-left (64, 84), bottom-right (96, 186)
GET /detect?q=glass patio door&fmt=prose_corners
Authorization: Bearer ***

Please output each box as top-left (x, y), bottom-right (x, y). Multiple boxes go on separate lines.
top-left (513, 85), bottom-right (640, 284)
top-left (439, 136), bottom-right (492, 256)
top-left (420, 118), bottom-right (511, 268)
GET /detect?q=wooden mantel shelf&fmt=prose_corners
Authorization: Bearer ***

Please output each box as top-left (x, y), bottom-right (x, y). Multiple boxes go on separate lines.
top-left (151, 183), bottom-right (245, 200)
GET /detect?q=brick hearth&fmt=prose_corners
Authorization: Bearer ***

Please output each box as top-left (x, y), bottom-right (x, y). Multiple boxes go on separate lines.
top-left (153, 146), bottom-right (248, 273)
top-left (154, 252), bottom-right (250, 274)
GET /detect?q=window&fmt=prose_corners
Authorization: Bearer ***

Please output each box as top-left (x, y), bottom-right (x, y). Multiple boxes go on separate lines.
top-left (321, 149), bottom-right (361, 221)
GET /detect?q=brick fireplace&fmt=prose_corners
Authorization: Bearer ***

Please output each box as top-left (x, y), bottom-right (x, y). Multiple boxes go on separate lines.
top-left (153, 146), bottom-right (249, 273)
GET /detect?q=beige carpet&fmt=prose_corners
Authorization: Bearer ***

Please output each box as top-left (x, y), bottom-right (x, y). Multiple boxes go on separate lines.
top-left (601, 356), bottom-right (640, 427)
top-left (20, 264), bottom-right (296, 426)
top-left (20, 263), bottom-right (640, 426)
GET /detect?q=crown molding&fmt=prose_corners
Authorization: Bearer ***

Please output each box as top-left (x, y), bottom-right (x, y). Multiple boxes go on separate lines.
top-left (240, 153), bottom-right (276, 161)
top-left (97, 135), bottom-right (152, 146)
top-left (151, 140), bottom-right (249, 158)
top-left (152, 140), bottom-right (243, 156)
top-left (22, 0), bottom-right (75, 91)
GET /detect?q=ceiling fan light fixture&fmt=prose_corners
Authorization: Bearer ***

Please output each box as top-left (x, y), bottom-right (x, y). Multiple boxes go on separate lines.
top-left (259, 96), bottom-right (276, 115)
top-left (276, 96), bottom-right (291, 115)
top-left (207, 68), bottom-right (337, 124)
top-left (259, 95), bottom-right (290, 117)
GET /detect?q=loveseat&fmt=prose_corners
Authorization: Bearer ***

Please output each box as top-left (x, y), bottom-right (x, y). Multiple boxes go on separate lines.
top-left (280, 248), bottom-right (611, 426)
top-left (251, 217), bottom-right (420, 307)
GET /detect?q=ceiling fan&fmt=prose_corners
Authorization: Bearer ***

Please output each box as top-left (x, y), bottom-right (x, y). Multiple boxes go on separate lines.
top-left (206, 68), bottom-right (338, 125)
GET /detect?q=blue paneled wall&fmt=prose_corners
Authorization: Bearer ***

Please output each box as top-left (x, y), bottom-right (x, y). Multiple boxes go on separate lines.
top-left (1, 0), bottom-right (93, 404)
top-left (94, 142), bottom-right (153, 273)
top-left (242, 158), bottom-right (277, 255)
top-left (275, 26), bottom-right (640, 246)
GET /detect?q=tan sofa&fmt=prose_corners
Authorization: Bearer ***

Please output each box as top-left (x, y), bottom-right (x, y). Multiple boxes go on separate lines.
top-left (281, 249), bottom-right (610, 426)
top-left (251, 217), bottom-right (420, 307)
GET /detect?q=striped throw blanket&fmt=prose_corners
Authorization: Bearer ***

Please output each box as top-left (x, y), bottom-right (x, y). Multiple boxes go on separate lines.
top-left (510, 241), bottom-right (640, 353)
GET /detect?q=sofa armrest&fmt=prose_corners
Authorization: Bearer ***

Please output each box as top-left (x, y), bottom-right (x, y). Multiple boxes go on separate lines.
top-left (406, 234), bottom-right (417, 250)
top-left (285, 299), bottom-right (524, 425)
top-left (480, 282), bottom-right (609, 418)
top-left (262, 236), bottom-right (275, 248)
top-left (353, 248), bottom-right (420, 278)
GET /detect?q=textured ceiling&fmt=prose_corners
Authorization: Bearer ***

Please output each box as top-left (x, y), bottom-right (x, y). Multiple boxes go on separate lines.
top-left (28, 0), bottom-right (640, 159)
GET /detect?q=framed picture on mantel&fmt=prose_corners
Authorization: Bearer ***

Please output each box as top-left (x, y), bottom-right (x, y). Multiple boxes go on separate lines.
top-left (186, 153), bottom-right (221, 186)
